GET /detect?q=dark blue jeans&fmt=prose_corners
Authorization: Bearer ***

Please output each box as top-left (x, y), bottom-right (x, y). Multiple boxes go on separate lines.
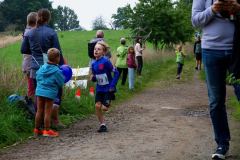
top-left (202, 49), bottom-right (231, 147)
top-left (177, 62), bottom-right (183, 75)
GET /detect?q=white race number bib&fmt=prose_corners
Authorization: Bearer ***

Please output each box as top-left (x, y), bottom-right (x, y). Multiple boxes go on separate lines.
top-left (96, 73), bottom-right (109, 85)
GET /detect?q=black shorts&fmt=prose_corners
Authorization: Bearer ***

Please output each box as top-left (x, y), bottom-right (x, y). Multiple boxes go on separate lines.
top-left (195, 53), bottom-right (202, 61)
top-left (95, 92), bottom-right (115, 107)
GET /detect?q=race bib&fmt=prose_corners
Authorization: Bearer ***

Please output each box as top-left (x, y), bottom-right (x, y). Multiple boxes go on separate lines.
top-left (96, 73), bottom-right (109, 85)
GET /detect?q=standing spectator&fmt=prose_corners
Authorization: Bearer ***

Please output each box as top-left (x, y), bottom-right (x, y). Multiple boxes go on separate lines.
top-left (193, 35), bottom-right (202, 70)
top-left (21, 12), bottom-right (37, 99)
top-left (21, 8), bottom-right (64, 130)
top-left (116, 38), bottom-right (128, 86)
top-left (134, 38), bottom-right (145, 76)
top-left (34, 48), bottom-right (64, 137)
top-left (175, 45), bottom-right (185, 80)
top-left (192, 0), bottom-right (240, 159)
top-left (88, 30), bottom-right (111, 61)
top-left (127, 46), bottom-right (137, 90)
top-left (90, 41), bottom-right (119, 133)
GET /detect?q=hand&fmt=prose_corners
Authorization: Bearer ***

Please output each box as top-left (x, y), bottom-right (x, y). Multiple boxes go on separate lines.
top-left (109, 87), bottom-right (115, 92)
top-left (212, 0), bottom-right (226, 14)
top-left (90, 74), bottom-right (94, 80)
top-left (226, 0), bottom-right (240, 14)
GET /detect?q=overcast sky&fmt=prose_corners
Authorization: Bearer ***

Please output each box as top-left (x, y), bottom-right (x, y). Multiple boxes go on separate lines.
top-left (51, 0), bottom-right (138, 30)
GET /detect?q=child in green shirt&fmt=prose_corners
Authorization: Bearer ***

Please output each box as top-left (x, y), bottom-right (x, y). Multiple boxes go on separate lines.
top-left (176, 45), bottom-right (185, 79)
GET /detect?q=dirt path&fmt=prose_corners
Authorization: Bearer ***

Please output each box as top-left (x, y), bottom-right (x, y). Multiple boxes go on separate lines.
top-left (0, 35), bottom-right (21, 48)
top-left (0, 72), bottom-right (240, 160)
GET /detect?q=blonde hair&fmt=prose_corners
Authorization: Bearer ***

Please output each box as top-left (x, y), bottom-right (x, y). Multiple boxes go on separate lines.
top-left (96, 41), bottom-right (109, 53)
top-left (47, 48), bottom-right (60, 63)
top-left (176, 44), bottom-right (182, 51)
top-left (27, 12), bottom-right (37, 27)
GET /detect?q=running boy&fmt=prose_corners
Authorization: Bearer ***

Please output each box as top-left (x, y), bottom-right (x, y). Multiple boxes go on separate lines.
top-left (34, 48), bottom-right (65, 137)
top-left (91, 41), bottom-right (119, 132)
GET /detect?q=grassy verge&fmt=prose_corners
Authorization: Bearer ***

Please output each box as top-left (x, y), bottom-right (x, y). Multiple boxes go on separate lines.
top-left (228, 97), bottom-right (240, 121)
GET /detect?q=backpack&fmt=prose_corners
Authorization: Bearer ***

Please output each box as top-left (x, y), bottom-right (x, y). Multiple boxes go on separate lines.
top-left (9, 95), bottom-right (36, 119)
top-left (88, 42), bottom-right (97, 59)
top-left (195, 43), bottom-right (201, 54)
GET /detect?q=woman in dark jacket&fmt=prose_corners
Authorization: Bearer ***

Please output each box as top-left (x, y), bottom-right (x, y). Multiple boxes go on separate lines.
top-left (21, 8), bottom-right (64, 131)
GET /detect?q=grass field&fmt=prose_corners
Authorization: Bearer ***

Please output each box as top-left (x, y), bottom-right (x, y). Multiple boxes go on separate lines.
top-left (0, 30), bottom-right (131, 68)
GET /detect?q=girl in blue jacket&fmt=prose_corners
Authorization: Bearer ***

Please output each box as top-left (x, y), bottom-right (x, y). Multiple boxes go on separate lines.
top-left (91, 41), bottom-right (119, 132)
top-left (34, 48), bottom-right (65, 137)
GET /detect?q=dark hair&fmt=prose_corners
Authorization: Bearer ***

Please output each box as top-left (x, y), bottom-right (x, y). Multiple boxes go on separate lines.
top-left (136, 38), bottom-right (142, 47)
top-left (37, 8), bottom-right (51, 26)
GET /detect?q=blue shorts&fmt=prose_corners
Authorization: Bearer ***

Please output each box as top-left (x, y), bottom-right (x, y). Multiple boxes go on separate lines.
top-left (95, 92), bottom-right (115, 107)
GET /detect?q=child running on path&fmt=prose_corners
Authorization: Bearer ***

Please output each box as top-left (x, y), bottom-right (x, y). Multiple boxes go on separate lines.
top-left (34, 48), bottom-right (65, 137)
top-left (91, 41), bottom-right (119, 132)
top-left (175, 45), bottom-right (185, 79)
top-left (127, 46), bottom-right (137, 90)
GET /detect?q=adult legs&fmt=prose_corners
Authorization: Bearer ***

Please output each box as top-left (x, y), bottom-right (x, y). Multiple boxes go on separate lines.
top-left (136, 56), bottom-right (143, 76)
top-left (202, 49), bottom-right (231, 147)
top-left (121, 68), bottom-right (128, 85)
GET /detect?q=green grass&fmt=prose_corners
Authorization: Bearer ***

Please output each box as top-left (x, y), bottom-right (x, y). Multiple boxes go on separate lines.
top-left (0, 30), bottom-right (131, 68)
top-left (228, 96), bottom-right (240, 121)
top-left (0, 99), bottom-right (33, 148)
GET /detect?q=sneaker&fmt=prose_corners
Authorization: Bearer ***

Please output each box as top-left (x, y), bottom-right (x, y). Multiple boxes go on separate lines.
top-left (97, 125), bottom-right (108, 133)
top-left (176, 75), bottom-right (180, 79)
top-left (212, 146), bottom-right (229, 160)
top-left (195, 66), bottom-right (198, 70)
top-left (33, 128), bottom-right (43, 136)
top-left (42, 129), bottom-right (59, 137)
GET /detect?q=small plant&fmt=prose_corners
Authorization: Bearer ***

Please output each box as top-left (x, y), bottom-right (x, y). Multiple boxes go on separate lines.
top-left (226, 73), bottom-right (240, 85)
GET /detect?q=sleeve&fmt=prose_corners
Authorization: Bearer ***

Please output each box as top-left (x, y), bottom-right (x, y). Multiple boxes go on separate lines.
top-left (52, 31), bottom-right (64, 65)
top-left (55, 71), bottom-right (65, 88)
top-left (191, 0), bottom-right (215, 28)
top-left (21, 34), bottom-right (31, 55)
top-left (106, 61), bottom-right (119, 87)
top-left (193, 42), bottom-right (196, 53)
top-left (91, 63), bottom-right (97, 82)
top-left (116, 47), bottom-right (120, 57)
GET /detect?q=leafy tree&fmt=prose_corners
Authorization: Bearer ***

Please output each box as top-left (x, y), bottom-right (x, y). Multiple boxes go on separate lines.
top-left (111, 4), bottom-right (133, 29)
top-left (0, 0), bottom-right (52, 31)
top-left (112, 0), bottom-right (194, 49)
top-left (92, 16), bottom-right (108, 30)
top-left (53, 6), bottom-right (80, 31)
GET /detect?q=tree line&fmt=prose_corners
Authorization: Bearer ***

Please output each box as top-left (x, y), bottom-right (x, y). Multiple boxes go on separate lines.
top-left (0, 0), bottom-right (194, 47)
top-left (0, 0), bottom-right (80, 32)
top-left (111, 0), bottom-right (194, 48)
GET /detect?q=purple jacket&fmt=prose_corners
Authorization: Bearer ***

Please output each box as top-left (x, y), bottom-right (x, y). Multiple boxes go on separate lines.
top-left (127, 53), bottom-right (136, 68)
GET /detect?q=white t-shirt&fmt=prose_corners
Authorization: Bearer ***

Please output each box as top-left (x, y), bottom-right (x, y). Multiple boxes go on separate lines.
top-left (135, 43), bottom-right (143, 57)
